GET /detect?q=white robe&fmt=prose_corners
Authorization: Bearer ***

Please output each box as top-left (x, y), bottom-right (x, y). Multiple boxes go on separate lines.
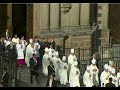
top-left (69, 66), bottom-right (80, 87)
top-left (16, 44), bottom-right (25, 59)
top-left (89, 64), bottom-right (99, 86)
top-left (34, 42), bottom-right (40, 57)
top-left (109, 75), bottom-right (118, 87)
top-left (52, 56), bottom-right (61, 81)
top-left (100, 71), bottom-right (110, 87)
top-left (5, 40), bottom-right (10, 47)
top-left (83, 71), bottom-right (93, 87)
top-left (108, 65), bottom-right (114, 75)
top-left (42, 53), bottom-right (50, 76)
top-left (12, 38), bottom-right (19, 44)
top-left (25, 44), bottom-right (36, 67)
top-left (68, 54), bottom-right (77, 79)
top-left (59, 61), bottom-right (68, 85)
top-left (117, 72), bottom-right (120, 86)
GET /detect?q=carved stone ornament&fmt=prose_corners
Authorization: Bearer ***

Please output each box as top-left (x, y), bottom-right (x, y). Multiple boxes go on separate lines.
top-left (61, 3), bottom-right (72, 14)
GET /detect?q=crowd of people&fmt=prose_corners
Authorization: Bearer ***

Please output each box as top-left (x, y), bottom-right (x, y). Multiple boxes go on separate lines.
top-left (0, 33), bottom-right (120, 87)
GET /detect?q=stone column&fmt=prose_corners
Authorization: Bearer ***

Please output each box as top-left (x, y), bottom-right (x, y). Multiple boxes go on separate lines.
top-left (33, 4), bottom-right (40, 37)
top-left (102, 3), bottom-right (109, 29)
top-left (80, 3), bottom-right (90, 26)
top-left (40, 3), bottom-right (50, 31)
top-left (50, 3), bottom-right (60, 30)
top-left (7, 4), bottom-right (13, 37)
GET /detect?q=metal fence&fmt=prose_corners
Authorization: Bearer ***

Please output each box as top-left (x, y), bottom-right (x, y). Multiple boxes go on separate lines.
top-left (0, 53), bottom-right (17, 87)
top-left (0, 44), bottom-right (120, 87)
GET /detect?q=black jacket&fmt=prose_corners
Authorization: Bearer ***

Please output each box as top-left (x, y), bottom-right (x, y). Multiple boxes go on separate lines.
top-left (48, 65), bottom-right (55, 77)
top-left (46, 79), bottom-right (57, 87)
top-left (105, 82), bottom-right (116, 87)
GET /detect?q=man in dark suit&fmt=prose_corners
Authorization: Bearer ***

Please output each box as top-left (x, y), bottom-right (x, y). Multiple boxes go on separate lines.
top-left (48, 61), bottom-right (55, 78)
top-left (105, 78), bottom-right (116, 87)
top-left (29, 53), bottom-right (39, 84)
top-left (1, 68), bottom-right (9, 87)
top-left (46, 75), bottom-right (57, 87)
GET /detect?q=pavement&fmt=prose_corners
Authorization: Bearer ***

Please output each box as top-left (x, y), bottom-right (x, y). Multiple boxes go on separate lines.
top-left (17, 66), bottom-right (70, 87)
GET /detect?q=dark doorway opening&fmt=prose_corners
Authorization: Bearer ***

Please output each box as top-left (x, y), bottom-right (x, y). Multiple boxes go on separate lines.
top-left (12, 4), bottom-right (26, 39)
top-left (90, 4), bottom-right (98, 25)
top-left (109, 4), bottom-right (120, 44)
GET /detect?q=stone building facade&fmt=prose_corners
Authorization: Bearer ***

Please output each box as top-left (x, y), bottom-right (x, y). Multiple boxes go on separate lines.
top-left (0, 3), bottom-right (111, 48)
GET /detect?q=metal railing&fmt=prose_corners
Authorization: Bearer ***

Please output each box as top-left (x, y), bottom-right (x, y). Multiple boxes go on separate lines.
top-left (0, 54), bottom-right (17, 87)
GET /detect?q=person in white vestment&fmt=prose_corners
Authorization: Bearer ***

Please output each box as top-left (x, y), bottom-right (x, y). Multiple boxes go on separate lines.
top-left (5, 37), bottom-right (12, 47)
top-left (49, 45), bottom-right (55, 58)
top-left (59, 56), bottom-right (68, 86)
top-left (12, 34), bottom-right (19, 44)
top-left (34, 38), bottom-right (41, 67)
top-left (52, 51), bottom-right (61, 81)
top-left (100, 64), bottom-right (110, 87)
top-left (117, 68), bottom-right (120, 87)
top-left (69, 61), bottom-right (80, 87)
top-left (89, 59), bottom-right (99, 87)
top-left (83, 65), bottom-right (93, 87)
top-left (25, 39), bottom-right (36, 67)
top-left (16, 40), bottom-right (25, 67)
top-left (68, 49), bottom-right (77, 81)
top-left (108, 60), bottom-right (114, 74)
top-left (109, 68), bottom-right (118, 87)
top-left (42, 47), bottom-right (50, 76)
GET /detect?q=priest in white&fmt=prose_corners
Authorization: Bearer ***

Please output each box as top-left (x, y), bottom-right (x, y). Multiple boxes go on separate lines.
top-left (89, 59), bottom-right (99, 87)
top-left (52, 51), bottom-right (61, 81)
top-left (42, 47), bottom-right (50, 76)
top-left (109, 68), bottom-right (118, 87)
top-left (117, 68), bottom-right (120, 87)
top-left (59, 56), bottom-right (68, 86)
top-left (68, 49), bottom-right (77, 80)
top-left (25, 39), bottom-right (36, 67)
top-left (69, 61), bottom-right (80, 87)
top-left (83, 65), bottom-right (93, 87)
top-left (16, 40), bottom-right (25, 67)
top-left (12, 34), bottom-right (19, 44)
top-left (34, 39), bottom-right (41, 67)
top-left (108, 60), bottom-right (114, 75)
top-left (100, 64), bottom-right (110, 87)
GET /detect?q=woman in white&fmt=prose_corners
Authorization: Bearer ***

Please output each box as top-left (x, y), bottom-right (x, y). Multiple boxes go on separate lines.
top-left (69, 61), bottom-right (80, 87)
top-left (89, 59), bottom-right (99, 87)
top-left (25, 38), bottom-right (36, 67)
top-left (83, 65), bottom-right (93, 87)
top-left (59, 56), bottom-right (68, 86)
top-left (12, 34), bottom-right (19, 44)
top-left (100, 64), bottom-right (110, 87)
top-left (42, 47), bottom-right (50, 76)
top-left (109, 68), bottom-right (118, 87)
top-left (16, 40), bottom-right (25, 67)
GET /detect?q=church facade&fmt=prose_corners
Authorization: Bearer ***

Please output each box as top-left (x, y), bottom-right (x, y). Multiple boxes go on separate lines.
top-left (1, 3), bottom-right (119, 49)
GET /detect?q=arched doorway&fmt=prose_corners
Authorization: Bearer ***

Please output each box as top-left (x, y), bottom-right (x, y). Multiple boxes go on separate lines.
top-left (109, 4), bottom-right (120, 44)
top-left (12, 4), bottom-right (27, 39)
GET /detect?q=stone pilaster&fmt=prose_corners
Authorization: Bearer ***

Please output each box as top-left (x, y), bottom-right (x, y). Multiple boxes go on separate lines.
top-left (50, 3), bottom-right (60, 30)
top-left (80, 3), bottom-right (90, 26)
top-left (39, 3), bottom-right (50, 31)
